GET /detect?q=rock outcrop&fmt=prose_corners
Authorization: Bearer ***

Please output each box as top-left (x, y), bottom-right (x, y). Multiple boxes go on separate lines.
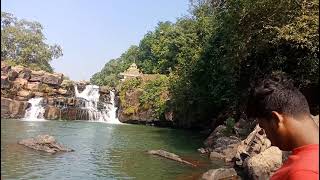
top-left (246, 146), bottom-right (283, 179)
top-left (147, 149), bottom-right (196, 167)
top-left (0, 63), bottom-right (86, 120)
top-left (18, 135), bottom-right (74, 154)
top-left (202, 115), bottom-right (320, 179)
top-left (201, 168), bottom-right (239, 180)
top-left (1, 97), bottom-right (29, 118)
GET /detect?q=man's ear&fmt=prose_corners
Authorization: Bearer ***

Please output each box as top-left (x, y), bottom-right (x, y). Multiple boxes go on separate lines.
top-left (271, 111), bottom-right (284, 127)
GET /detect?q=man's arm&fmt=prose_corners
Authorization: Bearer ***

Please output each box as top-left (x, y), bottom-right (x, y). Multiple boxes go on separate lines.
top-left (289, 170), bottom-right (319, 180)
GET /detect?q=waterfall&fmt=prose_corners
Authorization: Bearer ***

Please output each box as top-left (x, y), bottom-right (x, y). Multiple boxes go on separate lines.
top-left (74, 85), bottom-right (121, 124)
top-left (23, 97), bottom-right (46, 121)
top-left (101, 90), bottom-right (121, 124)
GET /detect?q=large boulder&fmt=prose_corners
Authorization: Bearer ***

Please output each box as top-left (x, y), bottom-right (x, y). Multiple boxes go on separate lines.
top-left (201, 168), bottom-right (238, 180)
top-left (26, 82), bottom-right (41, 91)
top-left (18, 135), bottom-right (74, 154)
top-left (246, 146), bottom-right (283, 180)
top-left (12, 78), bottom-right (28, 89)
top-left (12, 66), bottom-right (31, 81)
top-left (212, 136), bottom-right (241, 152)
top-left (18, 68), bottom-right (32, 80)
top-left (17, 90), bottom-right (34, 98)
top-left (204, 125), bottom-right (227, 148)
top-left (7, 69), bottom-right (18, 81)
top-left (29, 70), bottom-right (45, 82)
top-left (42, 73), bottom-right (63, 86)
top-left (1, 97), bottom-right (29, 118)
top-left (209, 141), bottom-right (240, 163)
top-left (234, 125), bottom-right (271, 167)
top-left (1, 76), bottom-right (11, 89)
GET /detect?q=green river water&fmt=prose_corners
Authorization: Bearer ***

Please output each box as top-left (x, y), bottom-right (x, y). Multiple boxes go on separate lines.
top-left (1, 119), bottom-right (224, 180)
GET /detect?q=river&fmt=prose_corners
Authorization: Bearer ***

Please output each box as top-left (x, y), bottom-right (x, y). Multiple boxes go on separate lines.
top-left (1, 119), bottom-right (224, 180)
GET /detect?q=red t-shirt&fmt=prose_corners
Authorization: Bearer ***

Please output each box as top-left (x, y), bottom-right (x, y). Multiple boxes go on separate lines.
top-left (271, 144), bottom-right (319, 180)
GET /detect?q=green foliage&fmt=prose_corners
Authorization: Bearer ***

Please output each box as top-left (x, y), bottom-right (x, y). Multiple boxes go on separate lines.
top-left (139, 75), bottom-right (169, 118)
top-left (61, 79), bottom-right (74, 89)
top-left (118, 76), bottom-right (169, 119)
top-left (118, 77), bottom-right (142, 115)
top-left (92, 0), bottom-right (319, 127)
top-left (1, 12), bottom-right (63, 72)
top-left (119, 77), bottom-right (142, 91)
top-left (90, 46), bottom-right (139, 86)
top-left (224, 117), bottom-right (236, 136)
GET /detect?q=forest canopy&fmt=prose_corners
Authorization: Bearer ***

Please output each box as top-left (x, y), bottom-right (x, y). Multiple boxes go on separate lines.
top-left (90, 0), bottom-right (318, 127)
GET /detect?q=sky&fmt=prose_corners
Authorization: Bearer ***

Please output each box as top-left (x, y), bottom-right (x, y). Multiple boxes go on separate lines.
top-left (1, 0), bottom-right (189, 80)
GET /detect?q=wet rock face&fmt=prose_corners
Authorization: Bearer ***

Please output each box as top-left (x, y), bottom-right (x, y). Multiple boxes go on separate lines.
top-left (43, 105), bottom-right (89, 120)
top-left (44, 106), bottom-right (60, 120)
top-left (18, 135), bottom-right (74, 154)
top-left (1, 97), bottom-right (29, 118)
top-left (201, 168), bottom-right (239, 180)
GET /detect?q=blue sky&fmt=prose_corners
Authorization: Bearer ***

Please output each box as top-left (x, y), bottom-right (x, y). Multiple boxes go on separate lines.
top-left (2, 0), bottom-right (189, 80)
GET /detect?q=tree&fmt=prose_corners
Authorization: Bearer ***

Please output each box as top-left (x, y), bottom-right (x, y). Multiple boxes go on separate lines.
top-left (91, 0), bottom-right (319, 127)
top-left (1, 11), bottom-right (63, 72)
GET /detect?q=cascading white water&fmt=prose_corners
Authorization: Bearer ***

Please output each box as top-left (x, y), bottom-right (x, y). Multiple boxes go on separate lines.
top-left (23, 97), bottom-right (46, 121)
top-left (74, 85), bottom-right (121, 124)
top-left (100, 91), bottom-right (121, 124)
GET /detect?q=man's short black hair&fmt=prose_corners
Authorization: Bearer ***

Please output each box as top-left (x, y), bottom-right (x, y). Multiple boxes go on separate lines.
top-left (247, 73), bottom-right (310, 119)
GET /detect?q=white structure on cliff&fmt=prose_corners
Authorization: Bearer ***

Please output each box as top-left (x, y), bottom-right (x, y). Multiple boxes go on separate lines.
top-left (119, 63), bottom-right (142, 81)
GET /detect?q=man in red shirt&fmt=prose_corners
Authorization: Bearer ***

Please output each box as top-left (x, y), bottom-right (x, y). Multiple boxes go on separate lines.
top-left (247, 74), bottom-right (319, 179)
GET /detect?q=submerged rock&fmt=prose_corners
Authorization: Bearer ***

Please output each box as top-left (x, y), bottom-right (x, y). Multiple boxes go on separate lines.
top-left (147, 149), bottom-right (196, 167)
top-left (18, 135), bottom-right (74, 154)
top-left (201, 168), bottom-right (239, 180)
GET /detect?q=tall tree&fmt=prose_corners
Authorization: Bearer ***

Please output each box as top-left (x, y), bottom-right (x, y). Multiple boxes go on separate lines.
top-left (1, 12), bottom-right (63, 72)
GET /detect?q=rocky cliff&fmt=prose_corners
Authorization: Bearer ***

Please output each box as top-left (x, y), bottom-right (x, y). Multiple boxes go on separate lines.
top-left (117, 75), bottom-right (173, 127)
top-left (1, 63), bottom-right (112, 120)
